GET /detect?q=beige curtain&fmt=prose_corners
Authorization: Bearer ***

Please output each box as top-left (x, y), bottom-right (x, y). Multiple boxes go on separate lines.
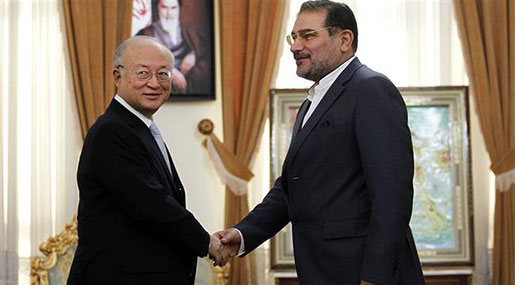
top-left (454, 1), bottom-right (515, 284)
top-left (63, 0), bottom-right (132, 138)
top-left (219, 1), bottom-right (286, 284)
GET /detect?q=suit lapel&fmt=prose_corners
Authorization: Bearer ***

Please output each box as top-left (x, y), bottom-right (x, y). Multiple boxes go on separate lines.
top-left (109, 100), bottom-right (181, 199)
top-left (164, 146), bottom-right (186, 205)
top-left (141, 130), bottom-right (177, 189)
top-left (284, 58), bottom-right (364, 169)
top-left (291, 99), bottom-right (311, 143)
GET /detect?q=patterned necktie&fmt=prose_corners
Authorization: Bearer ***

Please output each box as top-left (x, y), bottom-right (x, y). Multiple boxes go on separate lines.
top-left (149, 122), bottom-right (172, 175)
top-left (291, 99), bottom-right (312, 143)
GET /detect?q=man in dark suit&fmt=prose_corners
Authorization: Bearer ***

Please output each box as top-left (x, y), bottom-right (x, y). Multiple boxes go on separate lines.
top-left (68, 36), bottom-right (228, 285)
top-left (216, 1), bottom-right (425, 284)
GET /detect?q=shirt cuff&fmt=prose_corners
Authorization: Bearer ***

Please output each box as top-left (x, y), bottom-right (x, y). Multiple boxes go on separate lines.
top-left (232, 228), bottom-right (246, 257)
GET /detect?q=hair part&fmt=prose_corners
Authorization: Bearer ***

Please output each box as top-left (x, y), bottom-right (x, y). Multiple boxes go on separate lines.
top-left (299, 0), bottom-right (358, 52)
top-left (113, 36), bottom-right (174, 68)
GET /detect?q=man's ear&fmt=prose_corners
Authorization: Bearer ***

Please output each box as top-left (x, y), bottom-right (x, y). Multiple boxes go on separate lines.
top-left (113, 69), bottom-right (121, 87)
top-left (339, 30), bottom-right (354, 53)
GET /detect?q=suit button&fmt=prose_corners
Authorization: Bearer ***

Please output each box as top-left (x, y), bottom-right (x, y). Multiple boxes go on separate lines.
top-left (178, 187), bottom-right (183, 191)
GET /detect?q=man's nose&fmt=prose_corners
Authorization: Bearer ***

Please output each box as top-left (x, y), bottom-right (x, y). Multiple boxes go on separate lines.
top-left (290, 39), bottom-right (303, 53)
top-left (146, 74), bottom-right (161, 88)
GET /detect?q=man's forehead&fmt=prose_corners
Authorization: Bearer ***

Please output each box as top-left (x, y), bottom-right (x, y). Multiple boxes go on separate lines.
top-left (123, 45), bottom-right (148, 59)
top-left (132, 63), bottom-right (171, 69)
top-left (122, 43), bottom-right (173, 66)
top-left (125, 58), bottom-right (173, 68)
top-left (292, 10), bottom-right (327, 32)
top-left (125, 40), bottom-right (165, 55)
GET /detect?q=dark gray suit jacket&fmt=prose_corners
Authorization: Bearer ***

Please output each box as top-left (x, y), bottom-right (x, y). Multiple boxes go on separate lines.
top-left (68, 99), bottom-right (209, 285)
top-left (236, 58), bottom-right (425, 284)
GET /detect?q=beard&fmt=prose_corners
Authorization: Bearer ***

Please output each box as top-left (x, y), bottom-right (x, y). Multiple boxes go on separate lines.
top-left (293, 36), bottom-right (340, 82)
top-left (296, 57), bottom-right (332, 82)
top-left (160, 18), bottom-right (180, 45)
top-left (161, 18), bottom-right (179, 32)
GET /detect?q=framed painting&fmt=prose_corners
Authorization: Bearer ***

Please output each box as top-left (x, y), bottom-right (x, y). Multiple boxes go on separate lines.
top-left (131, 0), bottom-right (215, 101)
top-left (269, 87), bottom-right (473, 268)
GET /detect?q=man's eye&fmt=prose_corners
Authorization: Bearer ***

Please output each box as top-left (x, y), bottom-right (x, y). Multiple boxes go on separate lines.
top-left (136, 70), bottom-right (149, 76)
top-left (300, 32), bottom-right (316, 40)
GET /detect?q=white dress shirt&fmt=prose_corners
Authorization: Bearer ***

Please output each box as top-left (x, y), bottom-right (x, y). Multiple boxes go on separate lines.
top-left (114, 95), bottom-right (153, 127)
top-left (302, 55), bottom-right (356, 127)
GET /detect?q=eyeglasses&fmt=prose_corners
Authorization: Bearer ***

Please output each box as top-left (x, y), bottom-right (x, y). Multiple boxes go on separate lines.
top-left (286, 26), bottom-right (334, 46)
top-left (117, 65), bottom-right (172, 83)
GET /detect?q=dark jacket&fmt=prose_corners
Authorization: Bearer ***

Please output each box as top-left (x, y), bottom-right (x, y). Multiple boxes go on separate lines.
top-left (68, 99), bottom-right (209, 285)
top-left (236, 58), bottom-right (425, 285)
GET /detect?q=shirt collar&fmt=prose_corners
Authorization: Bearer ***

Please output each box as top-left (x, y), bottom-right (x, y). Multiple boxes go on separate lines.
top-left (114, 95), bottom-right (153, 127)
top-left (307, 55), bottom-right (356, 101)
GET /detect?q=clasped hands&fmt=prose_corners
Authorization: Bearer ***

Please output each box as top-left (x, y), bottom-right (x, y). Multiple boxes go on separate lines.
top-left (207, 228), bottom-right (240, 267)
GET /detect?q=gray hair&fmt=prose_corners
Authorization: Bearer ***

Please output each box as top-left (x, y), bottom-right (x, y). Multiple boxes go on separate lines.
top-left (113, 36), bottom-right (174, 68)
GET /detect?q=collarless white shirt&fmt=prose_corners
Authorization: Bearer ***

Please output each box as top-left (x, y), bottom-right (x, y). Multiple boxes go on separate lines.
top-left (115, 95), bottom-right (153, 127)
top-left (302, 55), bottom-right (356, 127)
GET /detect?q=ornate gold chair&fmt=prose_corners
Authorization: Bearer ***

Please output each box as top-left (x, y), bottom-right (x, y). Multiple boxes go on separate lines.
top-left (31, 216), bottom-right (78, 285)
top-left (30, 216), bottom-right (229, 285)
top-left (195, 256), bottom-right (230, 285)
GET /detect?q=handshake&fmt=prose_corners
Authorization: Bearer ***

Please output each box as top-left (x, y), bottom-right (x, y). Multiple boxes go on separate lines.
top-left (207, 228), bottom-right (240, 267)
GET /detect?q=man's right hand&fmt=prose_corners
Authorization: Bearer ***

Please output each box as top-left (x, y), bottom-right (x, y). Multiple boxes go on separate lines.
top-left (214, 228), bottom-right (241, 257)
top-left (208, 235), bottom-right (231, 267)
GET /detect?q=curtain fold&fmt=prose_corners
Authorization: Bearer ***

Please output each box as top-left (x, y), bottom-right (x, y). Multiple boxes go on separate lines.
top-left (454, 1), bottom-right (515, 284)
top-left (62, 0), bottom-right (132, 138)
top-left (203, 133), bottom-right (254, 196)
top-left (219, 1), bottom-right (286, 284)
top-left (1, 1), bottom-right (81, 283)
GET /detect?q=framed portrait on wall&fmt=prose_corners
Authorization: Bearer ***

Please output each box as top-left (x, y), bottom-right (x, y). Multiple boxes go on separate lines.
top-left (269, 87), bottom-right (474, 268)
top-left (132, 0), bottom-right (215, 101)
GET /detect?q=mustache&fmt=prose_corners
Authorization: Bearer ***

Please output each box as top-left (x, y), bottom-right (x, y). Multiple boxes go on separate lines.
top-left (294, 52), bottom-right (310, 60)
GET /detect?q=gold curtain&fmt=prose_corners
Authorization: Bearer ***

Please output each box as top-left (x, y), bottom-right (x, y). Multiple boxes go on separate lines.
top-left (454, 1), bottom-right (515, 284)
top-left (63, 0), bottom-right (132, 138)
top-left (219, 1), bottom-right (286, 284)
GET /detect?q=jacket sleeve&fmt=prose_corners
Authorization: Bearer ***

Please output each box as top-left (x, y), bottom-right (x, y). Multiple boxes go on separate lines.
top-left (80, 121), bottom-right (210, 257)
top-left (354, 76), bottom-right (414, 283)
top-left (234, 177), bottom-right (290, 255)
